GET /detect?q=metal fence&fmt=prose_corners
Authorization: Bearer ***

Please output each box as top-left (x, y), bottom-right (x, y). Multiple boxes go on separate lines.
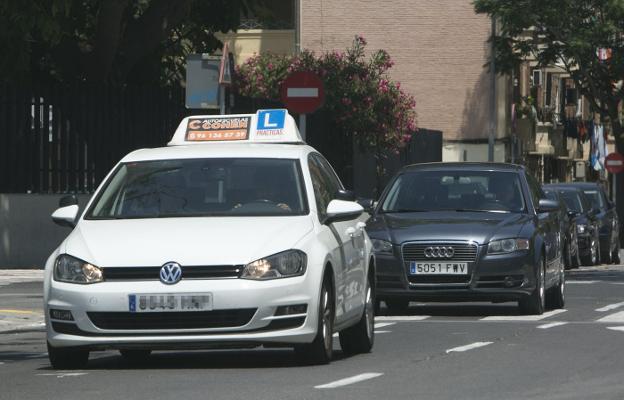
top-left (0, 84), bottom-right (187, 193)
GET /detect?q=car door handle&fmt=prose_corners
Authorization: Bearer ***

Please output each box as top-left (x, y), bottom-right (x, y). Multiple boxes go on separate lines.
top-left (356, 222), bottom-right (367, 231)
top-left (346, 227), bottom-right (357, 238)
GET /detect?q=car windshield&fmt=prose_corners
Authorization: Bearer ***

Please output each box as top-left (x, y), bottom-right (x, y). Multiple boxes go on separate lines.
top-left (583, 189), bottom-right (605, 210)
top-left (381, 170), bottom-right (526, 213)
top-left (86, 158), bottom-right (308, 219)
top-left (558, 191), bottom-right (584, 213)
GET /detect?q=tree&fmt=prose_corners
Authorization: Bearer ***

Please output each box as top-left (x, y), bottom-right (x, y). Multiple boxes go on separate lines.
top-left (0, 0), bottom-right (255, 86)
top-left (473, 0), bottom-right (624, 153)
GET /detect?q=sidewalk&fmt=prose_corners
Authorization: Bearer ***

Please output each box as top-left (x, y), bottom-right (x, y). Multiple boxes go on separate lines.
top-left (0, 269), bottom-right (45, 334)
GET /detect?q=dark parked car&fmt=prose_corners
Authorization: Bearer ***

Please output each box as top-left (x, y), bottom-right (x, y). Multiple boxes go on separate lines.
top-left (564, 182), bottom-right (620, 264)
top-left (543, 185), bottom-right (599, 266)
top-left (366, 162), bottom-right (565, 315)
top-left (542, 187), bottom-right (580, 269)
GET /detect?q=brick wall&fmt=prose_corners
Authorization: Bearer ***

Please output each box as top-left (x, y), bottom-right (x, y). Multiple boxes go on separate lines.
top-left (300, 0), bottom-right (497, 141)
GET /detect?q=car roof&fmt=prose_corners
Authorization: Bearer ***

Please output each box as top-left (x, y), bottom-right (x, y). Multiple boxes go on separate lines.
top-left (561, 182), bottom-right (603, 190)
top-left (120, 143), bottom-right (314, 163)
top-left (400, 162), bottom-right (524, 172)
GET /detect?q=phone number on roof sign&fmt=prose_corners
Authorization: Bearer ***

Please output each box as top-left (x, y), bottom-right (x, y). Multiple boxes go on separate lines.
top-left (186, 116), bottom-right (251, 141)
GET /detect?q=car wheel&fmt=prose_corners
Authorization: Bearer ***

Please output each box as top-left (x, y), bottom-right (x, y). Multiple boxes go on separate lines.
top-left (571, 243), bottom-right (581, 268)
top-left (546, 265), bottom-right (565, 309)
top-left (519, 257), bottom-right (545, 315)
top-left (602, 238), bottom-right (613, 264)
top-left (295, 275), bottom-right (334, 365)
top-left (564, 243), bottom-right (573, 270)
top-left (594, 236), bottom-right (601, 265)
top-left (612, 234), bottom-right (621, 264)
top-left (582, 238), bottom-right (598, 266)
top-left (384, 299), bottom-right (410, 313)
top-left (339, 273), bottom-right (375, 356)
top-left (47, 341), bottom-right (89, 370)
top-left (119, 349), bottom-right (151, 363)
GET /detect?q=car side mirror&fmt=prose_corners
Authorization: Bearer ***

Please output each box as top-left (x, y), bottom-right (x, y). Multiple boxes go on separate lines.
top-left (335, 189), bottom-right (356, 202)
top-left (537, 199), bottom-right (559, 213)
top-left (567, 210), bottom-right (578, 218)
top-left (324, 199), bottom-right (363, 224)
top-left (356, 198), bottom-right (375, 213)
top-left (59, 194), bottom-right (79, 208)
top-left (52, 205), bottom-right (79, 228)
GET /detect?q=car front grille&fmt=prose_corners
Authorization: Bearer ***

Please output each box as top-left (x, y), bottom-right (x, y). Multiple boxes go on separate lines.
top-left (402, 242), bottom-right (479, 262)
top-left (407, 275), bottom-right (471, 284)
top-left (102, 265), bottom-right (242, 281)
top-left (87, 309), bottom-right (256, 330)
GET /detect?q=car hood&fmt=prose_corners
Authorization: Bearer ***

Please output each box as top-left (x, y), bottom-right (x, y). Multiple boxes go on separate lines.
top-left (63, 216), bottom-right (314, 267)
top-left (367, 211), bottom-right (531, 245)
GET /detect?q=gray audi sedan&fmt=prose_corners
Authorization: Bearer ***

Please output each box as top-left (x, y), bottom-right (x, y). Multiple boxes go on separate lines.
top-left (366, 162), bottom-right (565, 315)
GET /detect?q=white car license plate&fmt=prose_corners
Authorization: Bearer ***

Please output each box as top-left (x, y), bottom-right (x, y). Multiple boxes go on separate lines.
top-left (129, 293), bottom-right (213, 313)
top-left (409, 262), bottom-right (468, 275)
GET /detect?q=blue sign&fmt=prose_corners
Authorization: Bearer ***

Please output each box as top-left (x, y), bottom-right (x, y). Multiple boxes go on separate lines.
top-left (257, 109), bottom-right (286, 130)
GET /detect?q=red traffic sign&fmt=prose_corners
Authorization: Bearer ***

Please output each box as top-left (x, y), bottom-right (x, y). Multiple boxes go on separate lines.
top-left (606, 152), bottom-right (624, 174)
top-left (280, 71), bottom-right (324, 114)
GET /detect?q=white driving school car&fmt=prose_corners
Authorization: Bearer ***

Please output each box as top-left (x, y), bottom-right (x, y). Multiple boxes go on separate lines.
top-left (44, 109), bottom-right (375, 368)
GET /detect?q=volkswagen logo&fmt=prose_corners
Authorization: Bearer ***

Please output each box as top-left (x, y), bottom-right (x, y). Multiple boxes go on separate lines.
top-left (424, 246), bottom-right (455, 259)
top-left (160, 262), bottom-right (182, 284)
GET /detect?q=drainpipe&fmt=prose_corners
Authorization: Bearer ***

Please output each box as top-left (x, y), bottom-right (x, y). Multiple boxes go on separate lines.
top-left (294, 0), bottom-right (301, 55)
top-left (488, 17), bottom-right (496, 162)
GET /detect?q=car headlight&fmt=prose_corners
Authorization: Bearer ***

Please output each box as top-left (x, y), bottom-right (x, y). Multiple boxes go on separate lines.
top-left (54, 254), bottom-right (103, 284)
top-left (577, 224), bottom-right (587, 234)
top-left (241, 250), bottom-right (307, 280)
top-left (371, 239), bottom-right (393, 254)
top-left (487, 238), bottom-right (530, 254)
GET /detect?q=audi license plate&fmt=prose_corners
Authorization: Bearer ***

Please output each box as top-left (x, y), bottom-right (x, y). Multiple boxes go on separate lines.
top-left (409, 262), bottom-right (468, 275)
top-left (128, 293), bottom-right (213, 313)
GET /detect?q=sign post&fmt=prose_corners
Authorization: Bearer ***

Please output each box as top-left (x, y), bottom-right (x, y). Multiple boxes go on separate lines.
top-left (218, 43), bottom-right (232, 115)
top-left (280, 71), bottom-right (324, 141)
top-left (606, 152), bottom-right (624, 206)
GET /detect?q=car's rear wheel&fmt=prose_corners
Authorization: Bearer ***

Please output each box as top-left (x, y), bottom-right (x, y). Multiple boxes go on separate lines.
top-left (339, 272), bottom-right (375, 355)
top-left (546, 265), bottom-right (565, 309)
top-left (119, 349), bottom-right (151, 363)
top-left (295, 275), bottom-right (334, 365)
top-left (47, 341), bottom-right (89, 370)
top-left (519, 257), bottom-right (545, 315)
top-left (564, 242), bottom-right (573, 270)
top-left (384, 299), bottom-right (410, 313)
top-left (612, 234), bottom-right (621, 264)
top-left (582, 237), bottom-right (599, 266)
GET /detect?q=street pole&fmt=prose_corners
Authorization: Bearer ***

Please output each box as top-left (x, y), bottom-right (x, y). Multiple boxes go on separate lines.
top-left (488, 17), bottom-right (496, 162)
top-left (299, 114), bottom-right (306, 141)
top-left (219, 85), bottom-right (226, 114)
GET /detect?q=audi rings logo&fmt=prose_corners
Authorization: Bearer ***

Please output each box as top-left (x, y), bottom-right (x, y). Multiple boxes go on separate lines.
top-left (424, 246), bottom-right (455, 259)
top-left (160, 262), bottom-right (182, 284)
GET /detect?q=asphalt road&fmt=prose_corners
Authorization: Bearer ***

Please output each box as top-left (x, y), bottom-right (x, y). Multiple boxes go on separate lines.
top-left (2, 266), bottom-right (624, 400)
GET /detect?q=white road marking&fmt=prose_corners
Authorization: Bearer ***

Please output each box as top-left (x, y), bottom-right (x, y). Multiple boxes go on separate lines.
top-left (537, 321), bottom-right (569, 329)
top-left (446, 341), bottom-right (493, 353)
top-left (597, 311), bottom-right (624, 323)
top-left (315, 372), bottom-right (384, 389)
top-left (37, 372), bottom-right (88, 378)
top-left (606, 326), bottom-right (624, 332)
top-left (374, 322), bottom-right (396, 329)
top-left (0, 362), bottom-right (4, 365)
top-left (480, 309), bottom-right (567, 321)
top-left (567, 281), bottom-right (597, 284)
top-left (596, 302), bottom-right (624, 312)
top-left (375, 330), bottom-right (391, 334)
top-left (375, 316), bottom-right (430, 321)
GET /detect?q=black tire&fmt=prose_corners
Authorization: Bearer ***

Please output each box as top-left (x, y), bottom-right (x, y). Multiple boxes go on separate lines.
top-left (571, 244), bottom-right (581, 269)
top-left (564, 243), bottom-right (573, 270)
top-left (47, 341), bottom-right (89, 370)
top-left (581, 237), bottom-right (599, 266)
top-left (612, 234), bottom-right (621, 264)
top-left (546, 265), bottom-right (565, 309)
top-left (295, 274), bottom-right (334, 365)
top-left (384, 299), bottom-right (410, 313)
top-left (602, 241), bottom-right (612, 264)
top-left (519, 257), bottom-right (545, 315)
top-left (119, 349), bottom-right (151, 363)
top-left (595, 236), bottom-right (602, 265)
top-left (339, 273), bottom-right (375, 356)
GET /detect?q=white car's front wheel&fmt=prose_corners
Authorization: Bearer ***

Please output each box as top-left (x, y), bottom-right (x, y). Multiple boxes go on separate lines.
top-left (47, 342), bottom-right (89, 370)
top-left (339, 271), bottom-right (375, 355)
top-left (294, 274), bottom-right (334, 365)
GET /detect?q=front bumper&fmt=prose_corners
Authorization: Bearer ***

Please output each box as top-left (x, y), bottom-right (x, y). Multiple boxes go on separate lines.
top-left (375, 245), bottom-right (535, 302)
top-left (46, 276), bottom-right (318, 349)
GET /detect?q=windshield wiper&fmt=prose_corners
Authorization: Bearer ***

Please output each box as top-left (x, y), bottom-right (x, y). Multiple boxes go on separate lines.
top-left (453, 208), bottom-right (510, 213)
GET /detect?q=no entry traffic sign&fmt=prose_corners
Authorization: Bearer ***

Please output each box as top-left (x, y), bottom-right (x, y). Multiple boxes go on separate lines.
top-left (280, 71), bottom-right (325, 114)
top-left (606, 152), bottom-right (624, 174)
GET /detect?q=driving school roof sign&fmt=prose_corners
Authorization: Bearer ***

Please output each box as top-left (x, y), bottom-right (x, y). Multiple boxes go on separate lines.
top-left (168, 109), bottom-right (303, 146)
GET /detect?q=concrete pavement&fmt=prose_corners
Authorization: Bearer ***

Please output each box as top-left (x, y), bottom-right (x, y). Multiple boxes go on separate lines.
top-left (0, 270), bottom-right (44, 334)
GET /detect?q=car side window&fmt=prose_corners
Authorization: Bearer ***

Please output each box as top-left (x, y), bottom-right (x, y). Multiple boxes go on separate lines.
top-left (525, 174), bottom-right (545, 210)
top-left (314, 154), bottom-right (345, 192)
top-left (308, 155), bottom-right (334, 220)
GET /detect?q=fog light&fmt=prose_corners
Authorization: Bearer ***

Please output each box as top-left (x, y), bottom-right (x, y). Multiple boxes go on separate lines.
top-left (275, 304), bottom-right (308, 316)
top-left (49, 309), bottom-right (74, 321)
top-left (504, 276), bottom-right (515, 287)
